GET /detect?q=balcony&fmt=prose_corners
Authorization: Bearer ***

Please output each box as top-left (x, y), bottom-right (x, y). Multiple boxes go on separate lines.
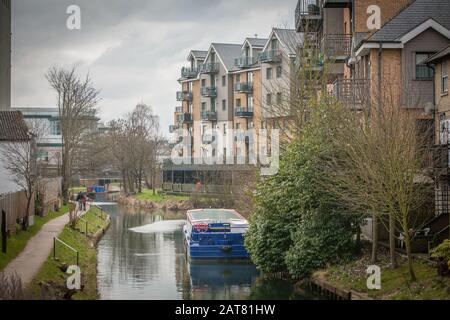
top-left (258, 50), bottom-right (282, 63)
top-left (235, 107), bottom-right (254, 118)
top-left (295, 0), bottom-right (323, 32)
top-left (200, 62), bottom-right (219, 74)
top-left (235, 56), bottom-right (257, 69)
top-left (234, 82), bottom-right (253, 93)
top-left (332, 79), bottom-right (371, 110)
top-left (321, 34), bottom-right (351, 60)
top-left (201, 111), bottom-right (217, 121)
top-left (176, 113), bottom-right (193, 124)
top-left (176, 91), bottom-right (192, 102)
top-left (323, 0), bottom-right (351, 8)
top-left (175, 106), bottom-right (183, 113)
top-left (181, 67), bottom-right (199, 79)
top-left (169, 125), bottom-right (180, 133)
top-left (200, 86), bottom-right (217, 97)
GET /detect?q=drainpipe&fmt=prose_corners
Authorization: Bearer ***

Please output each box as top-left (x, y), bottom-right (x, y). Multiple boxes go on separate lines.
top-left (378, 42), bottom-right (383, 115)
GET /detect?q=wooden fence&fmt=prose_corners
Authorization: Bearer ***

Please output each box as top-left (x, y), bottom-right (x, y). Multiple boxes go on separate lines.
top-left (0, 191), bottom-right (34, 234)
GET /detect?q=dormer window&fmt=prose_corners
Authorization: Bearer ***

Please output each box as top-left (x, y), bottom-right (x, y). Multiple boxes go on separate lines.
top-left (211, 52), bottom-right (216, 63)
top-left (245, 45), bottom-right (250, 58)
top-left (270, 38), bottom-right (278, 50)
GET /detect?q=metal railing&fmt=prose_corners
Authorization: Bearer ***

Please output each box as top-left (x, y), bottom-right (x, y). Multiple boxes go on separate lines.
top-left (176, 113), bottom-right (193, 123)
top-left (321, 34), bottom-right (351, 59)
top-left (169, 125), bottom-right (180, 133)
top-left (258, 50), bottom-right (282, 63)
top-left (332, 79), bottom-right (371, 110)
top-left (201, 111), bottom-right (217, 121)
top-left (234, 82), bottom-right (253, 93)
top-left (200, 86), bottom-right (217, 97)
top-left (54, 237), bottom-right (79, 266)
top-left (200, 62), bottom-right (219, 74)
top-left (235, 107), bottom-right (254, 118)
top-left (295, 0), bottom-right (323, 31)
top-left (235, 56), bottom-right (257, 68)
top-left (181, 66), bottom-right (199, 79)
top-left (175, 106), bottom-right (183, 113)
top-left (176, 91), bottom-right (193, 102)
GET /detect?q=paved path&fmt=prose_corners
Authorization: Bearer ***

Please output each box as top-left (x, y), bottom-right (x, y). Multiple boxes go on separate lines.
top-left (3, 205), bottom-right (88, 286)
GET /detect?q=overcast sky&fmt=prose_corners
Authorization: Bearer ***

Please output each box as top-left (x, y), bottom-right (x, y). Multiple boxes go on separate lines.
top-left (12, 0), bottom-right (296, 135)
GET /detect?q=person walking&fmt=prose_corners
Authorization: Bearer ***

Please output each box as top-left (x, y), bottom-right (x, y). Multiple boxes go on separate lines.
top-left (82, 193), bottom-right (87, 211)
top-left (76, 192), bottom-right (83, 212)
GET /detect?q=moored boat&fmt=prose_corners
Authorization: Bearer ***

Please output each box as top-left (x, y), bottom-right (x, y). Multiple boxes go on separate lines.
top-left (183, 209), bottom-right (250, 260)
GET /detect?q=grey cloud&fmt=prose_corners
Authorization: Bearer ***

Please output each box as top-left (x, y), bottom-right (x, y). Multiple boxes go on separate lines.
top-left (12, 0), bottom-right (296, 135)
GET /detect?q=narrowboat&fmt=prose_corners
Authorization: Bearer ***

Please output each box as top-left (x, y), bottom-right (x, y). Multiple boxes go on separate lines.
top-left (183, 209), bottom-right (250, 260)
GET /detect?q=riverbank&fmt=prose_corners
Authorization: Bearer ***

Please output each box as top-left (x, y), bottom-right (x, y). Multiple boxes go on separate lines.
top-left (0, 205), bottom-right (70, 271)
top-left (311, 244), bottom-right (450, 300)
top-left (28, 206), bottom-right (110, 300)
top-left (117, 189), bottom-right (194, 211)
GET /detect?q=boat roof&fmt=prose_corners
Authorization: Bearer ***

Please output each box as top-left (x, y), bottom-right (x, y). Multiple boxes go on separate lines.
top-left (187, 209), bottom-right (246, 223)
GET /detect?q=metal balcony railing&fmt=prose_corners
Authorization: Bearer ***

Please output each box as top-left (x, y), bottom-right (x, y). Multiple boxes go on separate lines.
top-left (321, 34), bottom-right (351, 59)
top-left (323, 0), bottom-right (351, 8)
top-left (200, 62), bottom-right (219, 74)
top-left (332, 79), bottom-right (371, 110)
top-left (234, 82), bottom-right (253, 93)
top-left (234, 107), bottom-right (254, 118)
top-left (201, 111), bottom-right (217, 121)
top-left (181, 66), bottom-right (199, 79)
top-left (258, 50), bottom-right (282, 63)
top-left (176, 113), bottom-right (193, 123)
top-left (234, 56), bottom-right (257, 68)
top-left (295, 0), bottom-right (323, 31)
top-left (176, 91), bottom-right (193, 102)
top-left (200, 86), bottom-right (217, 97)
top-left (175, 106), bottom-right (183, 113)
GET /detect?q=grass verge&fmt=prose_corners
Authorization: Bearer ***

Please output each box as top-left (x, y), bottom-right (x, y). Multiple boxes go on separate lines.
top-left (0, 205), bottom-right (70, 271)
top-left (323, 245), bottom-right (450, 300)
top-left (134, 189), bottom-right (189, 202)
top-left (28, 206), bottom-right (109, 300)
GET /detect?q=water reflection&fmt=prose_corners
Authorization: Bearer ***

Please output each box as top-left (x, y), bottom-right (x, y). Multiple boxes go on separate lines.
top-left (96, 202), bottom-right (313, 300)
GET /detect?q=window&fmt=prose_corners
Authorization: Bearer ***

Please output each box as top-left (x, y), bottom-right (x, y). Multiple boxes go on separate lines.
top-left (247, 94), bottom-right (253, 110)
top-left (276, 92), bottom-right (282, 104)
top-left (236, 98), bottom-right (241, 107)
top-left (201, 79), bottom-right (206, 87)
top-left (442, 60), bottom-right (449, 93)
top-left (201, 102), bottom-right (206, 112)
top-left (236, 123), bottom-right (241, 130)
top-left (248, 72), bottom-right (253, 83)
top-left (51, 120), bottom-right (61, 135)
top-left (222, 75), bottom-right (226, 87)
top-left (211, 98), bottom-right (216, 111)
top-left (276, 66), bottom-right (282, 78)
top-left (223, 124), bottom-right (227, 135)
top-left (270, 38), bottom-right (278, 50)
top-left (416, 53), bottom-right (434, 80)
top-left (248, 121), bottom-right (254, 129)
top-left (266, 68), bottom-right (273, 80)
top-left (236, 74), bottom-right (241, 83)
top-left (222, 99), bottom-right (226, 111)
top-left (261, 121), bottom-right (266, 129)
top-left (266, 93), bottom-right (272, 104)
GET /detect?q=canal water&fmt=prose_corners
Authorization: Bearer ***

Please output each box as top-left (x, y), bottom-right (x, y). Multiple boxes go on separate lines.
top-left (96, 199), bottom-right (317, 300)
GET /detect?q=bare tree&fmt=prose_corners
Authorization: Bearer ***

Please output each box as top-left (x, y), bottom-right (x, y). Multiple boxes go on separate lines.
top-left (46, 67), bottom-right (100, 202)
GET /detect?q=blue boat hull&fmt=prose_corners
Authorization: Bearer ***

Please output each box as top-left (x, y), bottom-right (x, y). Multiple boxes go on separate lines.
top-left (186, 241), bottom-right (250, 260)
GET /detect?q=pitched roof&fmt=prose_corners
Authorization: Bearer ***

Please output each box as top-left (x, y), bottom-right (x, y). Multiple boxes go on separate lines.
top-left (366, 0), bottom-right (450, 43)
top-left (270, 28), bottom-right (304, 54)
top-left (245, 38), bottom-right (268, 48)
top-left (210, 43), bottom-right (243, 71)
top-left (425, 45), bottom-right (450, 64)
top-left (189, 50), bottom-right (208, 60)
top-left (0, 111), bottom-right (31, 141)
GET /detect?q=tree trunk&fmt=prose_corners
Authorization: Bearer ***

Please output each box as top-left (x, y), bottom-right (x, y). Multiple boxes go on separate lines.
top-left (22, 196), bottom-right (32, 231)
top-left (404, 231), bottom-right (417, 281)
top-left (371, 213), bottom-right (378, 263)
top-left (389, 213), bottom-right (397, 268)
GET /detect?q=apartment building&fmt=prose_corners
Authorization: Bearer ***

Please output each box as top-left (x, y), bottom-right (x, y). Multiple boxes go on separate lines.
top-left (259, 28), bottom-right (304, 131)
top-left (0, 0), bottom-right (11, 110)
